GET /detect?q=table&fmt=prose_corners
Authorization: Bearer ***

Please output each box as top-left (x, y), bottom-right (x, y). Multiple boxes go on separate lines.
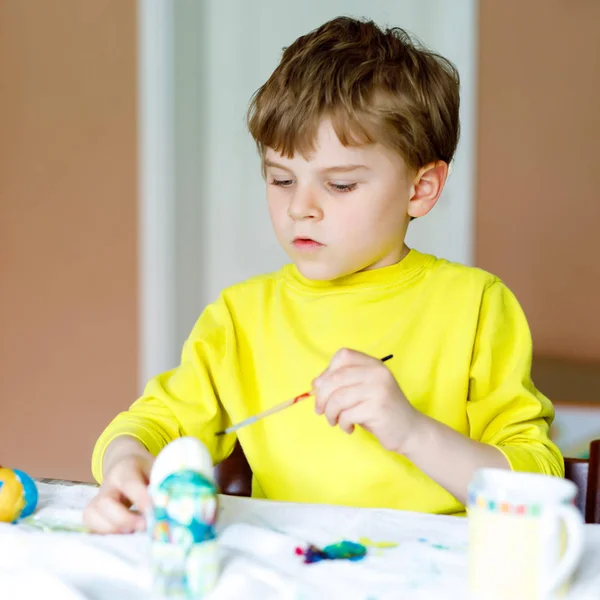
top-left (1, 481), bottom-right (599, 599)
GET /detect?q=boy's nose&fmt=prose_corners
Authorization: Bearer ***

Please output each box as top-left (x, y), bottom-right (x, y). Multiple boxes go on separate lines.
top-left (287, 187), bottom-right (323, 221)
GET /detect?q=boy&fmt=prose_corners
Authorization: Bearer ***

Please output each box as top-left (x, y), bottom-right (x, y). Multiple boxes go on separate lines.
top-left (84, 17), bottom-right (562, 534)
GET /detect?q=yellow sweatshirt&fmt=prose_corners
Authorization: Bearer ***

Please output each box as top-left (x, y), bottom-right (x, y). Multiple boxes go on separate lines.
top-left (92, 250), bottom-right (563, 514)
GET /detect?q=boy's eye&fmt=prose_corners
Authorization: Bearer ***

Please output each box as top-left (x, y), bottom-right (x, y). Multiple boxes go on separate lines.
top-left (270, 178), bottom-right (294, 187)
top-left (329, 182), bottom-right (357, 193)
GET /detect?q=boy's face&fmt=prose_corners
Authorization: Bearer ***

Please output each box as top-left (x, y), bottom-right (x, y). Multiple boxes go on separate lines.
top-left (264, 120), bottom-right (413, 281)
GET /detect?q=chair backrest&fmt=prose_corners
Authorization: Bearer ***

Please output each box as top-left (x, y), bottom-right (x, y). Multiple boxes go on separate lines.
top-left (564, 457), bottom-right (589, 516)
top-left (214, 440), bottom-right (252, 497)
top-left (564, 439), bottom-right (600, 524)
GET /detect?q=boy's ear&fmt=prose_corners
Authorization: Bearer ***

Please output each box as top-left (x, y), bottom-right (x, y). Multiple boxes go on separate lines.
top-left (407, 161), bottom-right (449, 219)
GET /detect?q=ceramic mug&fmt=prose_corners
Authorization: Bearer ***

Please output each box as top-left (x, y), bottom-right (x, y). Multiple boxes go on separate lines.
top-left (468, 468), bottom-right (584, 600)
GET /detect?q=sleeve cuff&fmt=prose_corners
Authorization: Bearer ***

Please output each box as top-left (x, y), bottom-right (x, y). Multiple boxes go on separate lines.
top-left (493, 444), bottom-right (564, 477)
top-left (91, 421), bottom-right (168, 484)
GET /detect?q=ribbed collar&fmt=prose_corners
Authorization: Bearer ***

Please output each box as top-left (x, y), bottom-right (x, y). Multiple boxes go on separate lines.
top-left (282, 249), bottom-right (434, 294)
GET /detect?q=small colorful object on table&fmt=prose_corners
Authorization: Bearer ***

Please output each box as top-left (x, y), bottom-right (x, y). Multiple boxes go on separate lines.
top-left (0, 467), bottom-right (38, 523)
top-left (358, 537), bottom-right (398, 549)
top-left (295, 540), bottom-right (367, 564)
top-left (149, 437), bottom-right (219, 599)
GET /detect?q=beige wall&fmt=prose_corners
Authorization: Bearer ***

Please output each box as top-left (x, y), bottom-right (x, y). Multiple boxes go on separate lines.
top-left (0, 1), bottom-right (138, 481)
top-left (476, 0), bottom-right (600, 362)
top-left (1, 1), bottom-right (598, 481)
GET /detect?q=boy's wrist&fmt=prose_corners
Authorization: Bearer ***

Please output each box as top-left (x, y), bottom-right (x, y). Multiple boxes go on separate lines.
top-left (102, 435), bottom-right (151, 480)
top-left (395, 412), bottom-right (433, 459)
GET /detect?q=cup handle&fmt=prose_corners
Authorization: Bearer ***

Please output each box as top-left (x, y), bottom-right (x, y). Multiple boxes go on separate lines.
top-left (544, 504), bottom-right (585, 595)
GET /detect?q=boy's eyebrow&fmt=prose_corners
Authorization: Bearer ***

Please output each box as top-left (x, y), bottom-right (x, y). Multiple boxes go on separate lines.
top-left (264, 159), bottom-right (368, 174)
top-left (264, 159), bottom-right (293, 172)
top-left (320, 164), bottom-right (369, 174)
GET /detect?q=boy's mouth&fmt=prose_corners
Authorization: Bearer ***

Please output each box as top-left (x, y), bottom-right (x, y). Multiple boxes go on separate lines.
top-left (292, 237), bottom-right (324, 251)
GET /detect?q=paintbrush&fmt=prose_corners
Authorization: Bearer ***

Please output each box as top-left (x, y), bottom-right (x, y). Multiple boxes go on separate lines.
top-left (214, 354), bottom-right (393, 436)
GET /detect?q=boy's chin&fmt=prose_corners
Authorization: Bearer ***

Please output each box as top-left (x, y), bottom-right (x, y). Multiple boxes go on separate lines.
top-left (293, 260), bottom-right (351, 282)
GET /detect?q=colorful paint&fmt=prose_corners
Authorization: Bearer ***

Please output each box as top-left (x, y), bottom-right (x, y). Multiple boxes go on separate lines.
top-left (295, 540), bottom-right (367, 564)
top-left (293, 392), bottom-right (311, 404)
top-left (358, 537), bottom-right (398, 549)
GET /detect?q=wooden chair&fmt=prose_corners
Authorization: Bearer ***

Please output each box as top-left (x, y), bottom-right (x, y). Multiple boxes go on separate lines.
top-left (564, 439), bottom-right (600, 524)
top-left (214, 440), bottom-right (252, 497)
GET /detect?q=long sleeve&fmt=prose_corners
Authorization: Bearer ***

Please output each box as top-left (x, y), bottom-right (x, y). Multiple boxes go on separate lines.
top-left (91, 297), bottom-right (236, 483)
top-left (466, 281), bottom-right (564, 477)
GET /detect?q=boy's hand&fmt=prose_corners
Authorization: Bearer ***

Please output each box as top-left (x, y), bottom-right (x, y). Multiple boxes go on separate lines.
top-left (83, 438), bottom-right (154, 534)
top-left (313, 349), bottom-right (422, 453)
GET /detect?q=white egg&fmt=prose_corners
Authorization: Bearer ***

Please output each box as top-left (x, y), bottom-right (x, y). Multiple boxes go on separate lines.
top-left (150, 436), bottom-right (214, 488)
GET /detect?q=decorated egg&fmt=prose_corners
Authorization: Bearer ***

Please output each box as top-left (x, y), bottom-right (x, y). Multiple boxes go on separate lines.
top-left (149, 440), bottom-right (220, 598)
top-left (0, 467), bottom-right (38, 522)
top-left (150, 437), bottom-right (213, 490)
top-left (13, 469), bottom-right (38, 518)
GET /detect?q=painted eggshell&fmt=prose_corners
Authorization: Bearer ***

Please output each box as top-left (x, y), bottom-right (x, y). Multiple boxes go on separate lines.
top-left (150, 437), bottom-right (213, 489)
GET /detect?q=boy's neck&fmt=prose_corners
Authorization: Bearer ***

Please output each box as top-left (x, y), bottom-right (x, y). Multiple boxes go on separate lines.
top-left (355, 243), bottom-right (411, 275)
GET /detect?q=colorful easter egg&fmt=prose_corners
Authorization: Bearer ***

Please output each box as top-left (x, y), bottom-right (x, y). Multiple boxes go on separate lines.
top-left (13, 469), bottom-right (38, 518)
top-left (150, 437), bottom-right (213, 491)
top-left (0, 468), bottom-right (26, 522)
top-left (149, 438), bottom-right (219, 598)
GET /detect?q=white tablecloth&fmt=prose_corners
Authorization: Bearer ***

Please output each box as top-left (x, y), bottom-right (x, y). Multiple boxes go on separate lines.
top-left (0, 482), bottom-right (599, 599)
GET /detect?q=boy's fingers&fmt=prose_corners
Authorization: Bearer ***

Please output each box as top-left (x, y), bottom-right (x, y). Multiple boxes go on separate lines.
top-left (96, 494), bottom-right (142, 533)
top-left (314, 349), bottom-right (362, 388)
top-left (314, 366), bottom-right (371, 415)
top-left (312, 350), bottom-right (369, 399)
top-left (83, 509), bottom-right (115, 534)
top-left (329, 348), bottom-right (364, 369)
top-left (83, 495), bottom-right (130, 534)
top-left (323, 385), bottom-right (363, 426)
top-left (119, 475), bottom-right (151, 513)
top-left (330, 348), bottom-right (381, 368)
top-left (337, 404), bottom-right (368, 434)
